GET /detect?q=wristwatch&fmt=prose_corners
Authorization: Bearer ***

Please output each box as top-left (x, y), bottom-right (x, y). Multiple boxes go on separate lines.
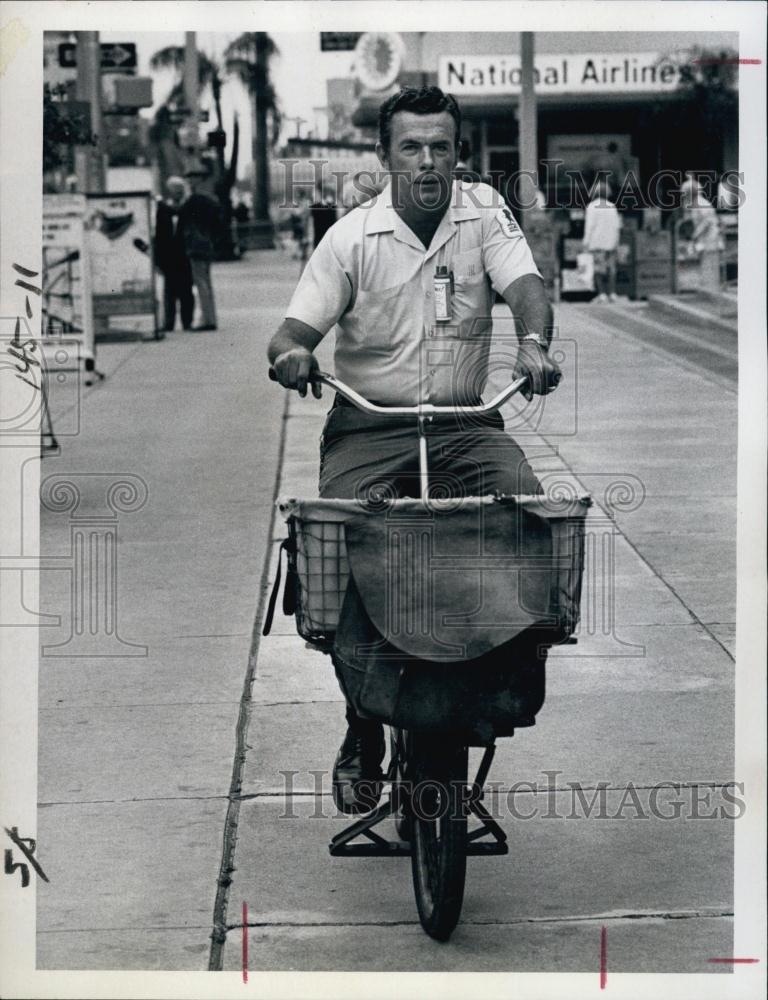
top-left (521, 333), bottom-right (548, 349)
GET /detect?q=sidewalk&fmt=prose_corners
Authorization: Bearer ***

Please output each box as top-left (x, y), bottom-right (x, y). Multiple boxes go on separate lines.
top-left (36, 250), bottom-right (300, 969)
top-left (224, 300), bottom-right (735, 970)
top-left (35, 250), bottom-right (736, 973)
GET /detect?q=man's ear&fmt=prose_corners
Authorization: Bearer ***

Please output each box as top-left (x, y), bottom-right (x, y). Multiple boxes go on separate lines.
top-left (375, 141), bottom-right (389, 170)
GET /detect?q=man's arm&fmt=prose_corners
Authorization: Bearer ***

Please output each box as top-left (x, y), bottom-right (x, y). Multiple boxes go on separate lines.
top-left (582, 201), bottom-right (595, 248)
top-left (501, 273), bottom-right (562, 400)
top-left (268, 318), bottom-right (325, 398)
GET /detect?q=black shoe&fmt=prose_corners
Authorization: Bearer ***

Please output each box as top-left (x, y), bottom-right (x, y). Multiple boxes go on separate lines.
top-left (332, 722), bottom-right (385, 815)
top-left (192, 323), bottom-right (217, 331)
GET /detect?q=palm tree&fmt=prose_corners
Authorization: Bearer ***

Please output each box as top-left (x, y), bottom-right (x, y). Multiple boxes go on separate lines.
top-left (149, 44), bottom-right (240, 258)
top-left (224, 32), bottom-right (281, 246)
top-left (150, 45), bottom-right (224, 134)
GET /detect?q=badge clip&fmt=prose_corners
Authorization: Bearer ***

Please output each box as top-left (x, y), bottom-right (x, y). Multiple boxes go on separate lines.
top-left (434, 265), bottom-right (453, 323)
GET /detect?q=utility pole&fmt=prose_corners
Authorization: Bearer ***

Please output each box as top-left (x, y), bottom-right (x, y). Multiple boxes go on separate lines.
top-left (252, 32), bottom-right (275, 248)
top-left (75, 31), bottom-right (105, 192)
top-left (183, 32), bottom-right (199, 122)
top-left (519, 32), bottom-right (538, 214)
top-left (180, 31), bottom-right (201, 175)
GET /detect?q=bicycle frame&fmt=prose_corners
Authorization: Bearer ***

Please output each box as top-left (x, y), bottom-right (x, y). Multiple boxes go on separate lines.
top-left (268, 364), bottom-right (579, 939)
top-left (273, 368), bottom-right (530, 503)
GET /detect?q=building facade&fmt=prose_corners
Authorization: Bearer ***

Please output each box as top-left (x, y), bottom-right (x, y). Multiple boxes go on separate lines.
top-left (352, 31), bottom-right (739, 208)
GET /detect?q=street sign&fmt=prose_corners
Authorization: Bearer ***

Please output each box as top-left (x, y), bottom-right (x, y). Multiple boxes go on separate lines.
top-left (58, 42), bottom-right (138, 71)
top-left (320, 32), bottom-right (362, 52)
top-left (112, 76), bottom-right (153, 108)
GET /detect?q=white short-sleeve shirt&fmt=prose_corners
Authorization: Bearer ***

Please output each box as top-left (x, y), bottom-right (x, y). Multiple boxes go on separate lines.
top-left (286, 180), bottom-right (541, 405)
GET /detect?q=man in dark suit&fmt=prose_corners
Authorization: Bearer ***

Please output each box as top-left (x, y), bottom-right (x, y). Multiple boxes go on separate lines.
top-left (154, 177), bottom-right (194, 332)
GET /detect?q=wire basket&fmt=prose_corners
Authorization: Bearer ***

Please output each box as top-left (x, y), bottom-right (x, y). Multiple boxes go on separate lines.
top-left (276, 496), bottom-right (590, 648)
top-left (288, 512), bottom-right (349, 646)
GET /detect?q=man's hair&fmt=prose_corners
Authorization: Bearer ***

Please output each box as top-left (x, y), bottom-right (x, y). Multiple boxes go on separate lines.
top-left (378, 86), bottom-right (461, 152)
top-left (166, 176), bottom-right (189, 196)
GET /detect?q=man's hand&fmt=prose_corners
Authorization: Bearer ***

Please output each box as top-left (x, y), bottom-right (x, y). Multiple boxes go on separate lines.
top-left (513, 340), bottom-right (562, 401)
top-left (272, 347), bottom-right (322, 398)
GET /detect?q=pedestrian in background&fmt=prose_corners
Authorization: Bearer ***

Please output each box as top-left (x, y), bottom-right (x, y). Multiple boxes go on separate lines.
top-left (183, 170), bottom-right (223, 331)
top-left (453, 139), bottom-right (483, 183)
top-left (680, 176), bottom-right (722, 290)
top-left (289, 193), bottom-right (310, 261)
top-left (154, 176), bottom-right (194, 333)
top-left (310, 184), bottom-right (338, 249)
top-left (582, 178), bottom-right (622, 302)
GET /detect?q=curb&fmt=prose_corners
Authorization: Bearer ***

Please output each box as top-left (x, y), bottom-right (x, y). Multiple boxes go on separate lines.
top-left (646, 295), bottom-right (737, 334)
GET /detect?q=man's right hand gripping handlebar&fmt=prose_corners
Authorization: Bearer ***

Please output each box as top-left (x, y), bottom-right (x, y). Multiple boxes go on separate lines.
top-left (271, 348), bottom-right (323, 399)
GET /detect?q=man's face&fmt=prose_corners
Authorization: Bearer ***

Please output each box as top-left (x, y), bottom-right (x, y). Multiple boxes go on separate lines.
top-left (167, 182), bottom-right (186, 205)
top-left (377, 110), bottom-right (458, 213)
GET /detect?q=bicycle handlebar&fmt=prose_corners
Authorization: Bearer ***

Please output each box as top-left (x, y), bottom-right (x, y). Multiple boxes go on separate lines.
top-left (268, 367), bottom-right (534, 416)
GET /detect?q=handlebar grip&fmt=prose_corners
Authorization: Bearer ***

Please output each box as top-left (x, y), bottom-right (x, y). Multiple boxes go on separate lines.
top-left (269, 366), bottom-right (322, 385)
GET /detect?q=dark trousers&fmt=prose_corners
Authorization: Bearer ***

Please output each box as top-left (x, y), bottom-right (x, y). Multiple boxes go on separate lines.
top-left (319, 403), bottom-right (542, 501)
top-left (162, 266), bottom-right (194, 330)
top-left (319, 401), bottom-right (544, 732)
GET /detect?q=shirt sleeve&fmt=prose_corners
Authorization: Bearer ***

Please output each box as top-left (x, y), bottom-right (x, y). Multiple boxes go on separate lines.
top-left (481, 204), bottom-right (541, 293)
top-left (285, 231), bottom-right (352, 336)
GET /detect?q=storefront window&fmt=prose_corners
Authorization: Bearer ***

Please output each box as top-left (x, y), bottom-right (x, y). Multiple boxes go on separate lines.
top-left (486, 119), bottom-right (519, 146)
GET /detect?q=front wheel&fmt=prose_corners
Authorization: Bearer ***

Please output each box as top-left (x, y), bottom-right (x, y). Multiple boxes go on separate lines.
top-left (406, 731), bottom-right (468, 941)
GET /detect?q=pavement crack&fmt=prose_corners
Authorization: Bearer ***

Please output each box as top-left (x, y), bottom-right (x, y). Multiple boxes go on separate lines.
top-left (38, 924), bottom-right (214, 934)
top-left (174, 633), bottom-right (251, 638)
top-left (207, 389), bottom-right (289, 972)
top-left (224, 909), bottom-right (733, 931)
top-left (587, 308), bottom-right (736, 394)
top-left (38, 794), bottom-right (229, 807)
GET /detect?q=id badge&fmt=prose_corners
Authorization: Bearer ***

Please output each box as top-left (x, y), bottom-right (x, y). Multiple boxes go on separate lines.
top-left (434, 267), bottom-right (453, 323)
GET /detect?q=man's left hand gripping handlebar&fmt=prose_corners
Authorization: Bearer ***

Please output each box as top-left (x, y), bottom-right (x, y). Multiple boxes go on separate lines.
top-left (513, 340), bottom-right (563, 401)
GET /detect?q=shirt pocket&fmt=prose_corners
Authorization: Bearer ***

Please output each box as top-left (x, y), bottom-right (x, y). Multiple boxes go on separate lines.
top-left (449, 247), bottom-right (491, 338)
top-left (351, 284), bottom-right (409, 353)
top-left (451, 247), bottom-right (484, 284)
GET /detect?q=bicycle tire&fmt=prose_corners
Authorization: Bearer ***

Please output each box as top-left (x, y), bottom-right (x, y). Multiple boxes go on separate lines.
top-left (390, 729), bottom-right (412, 842)
top-left (406, 731), bottom-right (468, 941)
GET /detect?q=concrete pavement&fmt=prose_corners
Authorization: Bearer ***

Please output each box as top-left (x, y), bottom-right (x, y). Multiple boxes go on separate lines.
top-left (36, 251), bottom-right (298, 969)
top-left (36, 249), bottom-right (736, 976)
top-left (223, 293), bottom-right (735, 973)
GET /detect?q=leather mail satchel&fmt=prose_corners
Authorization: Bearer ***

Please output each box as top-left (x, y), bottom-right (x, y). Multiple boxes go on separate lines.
top-left (332, 503), bottom-right (556, 739)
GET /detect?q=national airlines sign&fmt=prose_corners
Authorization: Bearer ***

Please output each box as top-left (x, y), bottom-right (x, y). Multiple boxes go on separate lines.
top-left (439, 52), bottom-right (695, 95)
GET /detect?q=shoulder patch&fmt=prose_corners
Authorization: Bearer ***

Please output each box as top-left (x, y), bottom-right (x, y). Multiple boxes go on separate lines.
top-left (495, 205), bottom-right (522, 239)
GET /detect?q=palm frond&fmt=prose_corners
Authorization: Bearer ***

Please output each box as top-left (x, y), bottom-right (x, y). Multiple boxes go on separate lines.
top-left (149, 45), bottom-right (185, 73)
top-left (224, 31), bottom-right (279, 64)
top-left (150, 44), bottom-right (221, 92)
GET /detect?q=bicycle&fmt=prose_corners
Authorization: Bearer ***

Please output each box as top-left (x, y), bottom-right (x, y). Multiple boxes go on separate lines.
top-left (265, 369), bottom-right (589, 941)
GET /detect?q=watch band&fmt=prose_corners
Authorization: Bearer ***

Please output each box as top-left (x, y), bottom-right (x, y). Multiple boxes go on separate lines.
top-left (521, 333), bottom-right (547, 348)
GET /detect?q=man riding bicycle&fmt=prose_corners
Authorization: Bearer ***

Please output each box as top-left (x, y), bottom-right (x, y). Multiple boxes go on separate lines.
top-left (268, 86), bottom-right (562, 814)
